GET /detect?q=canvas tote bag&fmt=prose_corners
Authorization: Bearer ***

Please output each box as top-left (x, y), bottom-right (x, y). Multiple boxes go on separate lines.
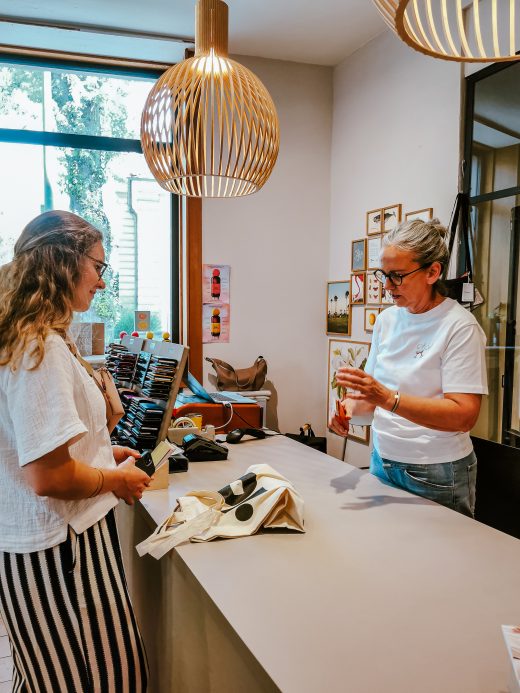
top-left (136, 464), bottom-right (305, 560)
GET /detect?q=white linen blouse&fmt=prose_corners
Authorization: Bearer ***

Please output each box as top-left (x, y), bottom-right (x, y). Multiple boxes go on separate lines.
top-left (0, 333), bottom-right (117, 553)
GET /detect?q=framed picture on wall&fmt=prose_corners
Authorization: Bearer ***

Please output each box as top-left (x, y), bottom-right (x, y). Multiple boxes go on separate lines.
top-left (351, 239), bottom-right (366, 272)
top-left (367, 236), bottom-right (382, 271)
top-left (366, 208), bottom-right (383, 235)
top-left (405, 208), bottom-right (434, 223)
top-left (327, 281), bottom-right (351, 335)
top-left (328, 339), bottom-right (371, 445)
top-left (382, 204), bottom-right (402, 232)
top-left (350, 272), bottom-right (365, 304)
top-left (364, 307), bottom-right (380, 332)
top-left (366, 272), bottom-right (382, 304)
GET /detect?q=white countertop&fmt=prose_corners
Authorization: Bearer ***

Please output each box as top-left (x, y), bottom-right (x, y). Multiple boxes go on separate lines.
top-left (140, 435), bottom-right (520, 693)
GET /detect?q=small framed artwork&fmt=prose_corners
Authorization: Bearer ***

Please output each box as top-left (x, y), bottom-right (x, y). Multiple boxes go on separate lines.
top-left (367, 236), bottom-right (382, 271)
top-left (382, 204), bottom-right (402, 232)
top-left (366, 272), bottom-right (382, 304)
top-left (350, 272), bottom-right (365, 304)
top-left (366, 208), bottom-right (383, 236)
top-left (351, 239), bottom-right (366, 272)
top-left (327, 281), bottom-right (351, 336)
top-left (381, 287), bottom-right (394, 305)
top-left (405, 208), bottom-right (434, 223)
top-left (328, 339), bottom-right (371, 445)
top-left (364, 307), bottom-right (380, 332)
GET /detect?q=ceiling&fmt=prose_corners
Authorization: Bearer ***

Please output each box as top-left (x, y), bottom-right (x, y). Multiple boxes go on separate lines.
top-left (0, 0), bottom-right (387, 67)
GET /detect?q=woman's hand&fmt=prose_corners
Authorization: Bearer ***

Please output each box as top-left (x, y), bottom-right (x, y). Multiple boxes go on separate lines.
top-left (112, 445), bottom-right (140, 465)
top-left (336, 367), bottom-right (393, 409)
top-left (328, 399), bottom-right (351, 437)
top-left (113, 457), bottom-right (152, 505)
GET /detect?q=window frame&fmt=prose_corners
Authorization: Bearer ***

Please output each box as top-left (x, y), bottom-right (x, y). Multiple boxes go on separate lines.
top-left (0, 53), bottom-right (181, 343)
top-left (463, 61), bottom-right (520, 447)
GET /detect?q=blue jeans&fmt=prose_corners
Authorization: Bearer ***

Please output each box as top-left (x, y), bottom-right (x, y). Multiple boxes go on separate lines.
top-left (370, 448), bottom-right (477, 517)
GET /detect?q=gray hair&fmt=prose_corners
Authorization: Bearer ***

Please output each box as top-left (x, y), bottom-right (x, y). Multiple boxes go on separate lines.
top-left (382, 217), bottom-right (450, 294)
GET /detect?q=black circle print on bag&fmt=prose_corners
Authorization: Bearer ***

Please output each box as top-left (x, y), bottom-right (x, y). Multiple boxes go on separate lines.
top-left (235, 504), bottom-right (254, 522)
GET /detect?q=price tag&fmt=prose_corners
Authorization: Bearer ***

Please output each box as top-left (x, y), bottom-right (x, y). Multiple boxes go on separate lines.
top-left (462, 282), bottom-right (475, 303)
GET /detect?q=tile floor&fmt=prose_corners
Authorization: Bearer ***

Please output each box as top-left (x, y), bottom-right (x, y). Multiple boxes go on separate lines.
top-left (0, 615), bottom-right (12, 693)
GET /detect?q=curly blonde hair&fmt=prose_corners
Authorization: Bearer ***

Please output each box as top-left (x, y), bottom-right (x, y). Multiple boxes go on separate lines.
top-left (0, 210), bottom-right (102, 370)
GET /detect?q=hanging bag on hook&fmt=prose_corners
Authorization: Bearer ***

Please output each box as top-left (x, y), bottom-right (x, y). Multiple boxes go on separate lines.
top-left (444, 193), bottom-right (484, 311)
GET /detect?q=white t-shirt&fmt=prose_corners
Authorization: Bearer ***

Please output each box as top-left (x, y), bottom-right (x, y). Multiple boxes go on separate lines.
top-left (364, 298), bottom-right (488, 464)
top-left (0, 333), bottom-right (118, 553)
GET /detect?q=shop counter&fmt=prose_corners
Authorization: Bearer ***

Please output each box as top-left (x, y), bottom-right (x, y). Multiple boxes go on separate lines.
top-left (117, 436), bottom-right (520, 693)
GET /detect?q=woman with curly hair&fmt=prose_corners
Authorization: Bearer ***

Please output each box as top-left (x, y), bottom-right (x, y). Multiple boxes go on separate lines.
top-left (0, 210), bottom-right (150, 692)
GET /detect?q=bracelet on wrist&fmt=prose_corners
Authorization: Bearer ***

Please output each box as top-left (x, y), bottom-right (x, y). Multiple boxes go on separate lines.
top-left (88, 468), bottom-right (104, 498)
top-left (390, 391), bottom-right (401, 414)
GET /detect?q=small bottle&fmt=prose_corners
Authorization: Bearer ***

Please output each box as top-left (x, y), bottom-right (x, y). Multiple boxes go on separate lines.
top-left (211, 308), bottom-right (221, 338)
top-left (211, 269), bottom-right (221, 299)
top-left (162, 331), bottom-right (171, 342)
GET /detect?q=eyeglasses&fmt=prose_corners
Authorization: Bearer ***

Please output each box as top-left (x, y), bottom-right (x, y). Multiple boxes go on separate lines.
top-left (85, 253), bottom-right (109, 279)
top-left (373, 265), bottom-right (429, 287)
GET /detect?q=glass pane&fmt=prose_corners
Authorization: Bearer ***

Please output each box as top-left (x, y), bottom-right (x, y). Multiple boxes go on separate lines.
top-left (0, 141), bottom-right (172, 345)
top-left (0, 62), bottom-right (153, 139)
top-left (471, 62), bottom-right (520, 196)
top-left (471, 196), bottom-right (520, 445)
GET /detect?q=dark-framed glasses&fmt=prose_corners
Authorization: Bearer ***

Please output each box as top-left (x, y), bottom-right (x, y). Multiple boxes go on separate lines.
top-left (373, 265), bottom-right (429, 287)
top-left (85, 253), bottom-right (109, 279)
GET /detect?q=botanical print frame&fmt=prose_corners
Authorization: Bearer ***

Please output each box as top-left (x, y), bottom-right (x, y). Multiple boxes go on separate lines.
top-left (351, 238), bottom-right (366, 272)
top-left (405, 208), bottom-right (434, 223)
top-left (328, 339), bottom-right (371, 445)
top-left (382, 204), bottom-right (402, 232)
top-left (327, 281), bottom-right (351, 336)
top-left (366, 272), bottom-right (382, 304)
top-left (350, 272), bottom-right (365, 304)
top-left (366, 236), bottom-right (382, 271)
top-left (366, 208), bottom-right (383, 236)
top-left (364, 307), bottom-right (380, 332)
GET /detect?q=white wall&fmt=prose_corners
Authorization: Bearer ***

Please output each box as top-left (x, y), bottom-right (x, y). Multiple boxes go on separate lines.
top-left (328, 30), bottom-right (463, 466)
top-left (202, 56), bottom-right (333, 435)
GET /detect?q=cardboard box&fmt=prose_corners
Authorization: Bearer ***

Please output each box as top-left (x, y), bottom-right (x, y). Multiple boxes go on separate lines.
top-left (92, 323), bottom-right (105, 355)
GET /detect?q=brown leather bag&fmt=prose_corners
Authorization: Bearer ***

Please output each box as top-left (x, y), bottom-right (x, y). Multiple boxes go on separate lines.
top-left (205, 356), bottom-right (267, 391)
top-left (66, 340), bottom-right (124, 433)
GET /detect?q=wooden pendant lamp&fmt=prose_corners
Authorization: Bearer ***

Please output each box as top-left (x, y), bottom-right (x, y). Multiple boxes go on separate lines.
top-left (373, 0), bottom-right (520, 62)
top-left (141, 0), bottom-right (280, 197)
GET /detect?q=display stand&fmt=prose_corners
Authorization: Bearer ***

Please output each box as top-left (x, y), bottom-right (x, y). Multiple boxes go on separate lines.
top-left (108, 336), bottom-right (189, 450)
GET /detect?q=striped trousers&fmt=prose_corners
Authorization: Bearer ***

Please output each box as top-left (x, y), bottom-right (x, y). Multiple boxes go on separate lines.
top-left (0, 510), bottom-right (148, 692)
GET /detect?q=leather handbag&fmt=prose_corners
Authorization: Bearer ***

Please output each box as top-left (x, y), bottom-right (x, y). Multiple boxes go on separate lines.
top-left (67, 340), bottom-right (124, 433)
top-left (205, 356), bottom-right (267, 391)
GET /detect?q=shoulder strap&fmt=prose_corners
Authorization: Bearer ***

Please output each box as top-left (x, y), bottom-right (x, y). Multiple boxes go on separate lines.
top-left (447, 193), bottom-right (473, 278)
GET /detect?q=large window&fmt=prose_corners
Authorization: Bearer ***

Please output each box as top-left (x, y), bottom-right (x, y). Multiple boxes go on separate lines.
top-left (0, 57), bottom-right (178, 346)
top-left (464, 62), bottom-right (520, 447)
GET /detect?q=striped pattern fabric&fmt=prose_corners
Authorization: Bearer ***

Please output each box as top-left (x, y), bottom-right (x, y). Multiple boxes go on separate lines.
top-left (0, 511), bottom-right (148, 693)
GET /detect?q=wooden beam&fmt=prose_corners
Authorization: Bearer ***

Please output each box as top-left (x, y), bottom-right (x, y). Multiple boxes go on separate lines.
top-left (186, 197), bottom-right (203, 381)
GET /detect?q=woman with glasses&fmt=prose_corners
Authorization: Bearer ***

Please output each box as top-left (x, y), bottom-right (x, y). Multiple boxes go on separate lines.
top-left (0, 210), bottom-right (150, 691)
top-left (330, 218), bottom-right (487, 517)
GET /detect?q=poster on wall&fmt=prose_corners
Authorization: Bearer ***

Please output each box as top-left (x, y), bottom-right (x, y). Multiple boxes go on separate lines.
top-left (203, 303), bottom-right (230, 343)
top-left (327, 339), bottom-right (371, 445)
top-left (203, 264), bottom-right (230, 303)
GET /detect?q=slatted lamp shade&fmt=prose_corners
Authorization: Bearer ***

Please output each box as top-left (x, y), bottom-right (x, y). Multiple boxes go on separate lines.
top-left (141, 0), bottom-right (280, 198)
top-left (373, 0), bottom-right (520, 62)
